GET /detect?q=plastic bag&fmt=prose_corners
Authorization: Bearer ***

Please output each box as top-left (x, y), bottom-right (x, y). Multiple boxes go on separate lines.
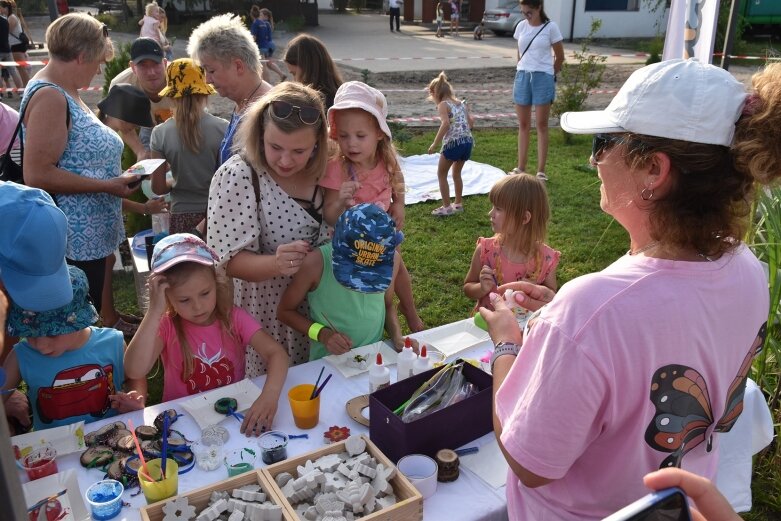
top-left (400, 362), bottom-right (477, 423)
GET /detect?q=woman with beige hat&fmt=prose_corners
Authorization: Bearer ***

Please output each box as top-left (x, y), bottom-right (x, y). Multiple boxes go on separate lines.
top-left (150, 58), bottom-right (228, 235)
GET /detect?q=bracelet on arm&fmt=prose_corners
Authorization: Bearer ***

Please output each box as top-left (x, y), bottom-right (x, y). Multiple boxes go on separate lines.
top-left (490, 341), bottom-right (521, 372)
top-left (308, 322), bottom-right (326, 342)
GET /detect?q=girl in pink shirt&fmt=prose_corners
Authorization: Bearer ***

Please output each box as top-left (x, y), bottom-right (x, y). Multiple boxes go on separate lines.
top-left (320, 81), bottom-right (424, 332)
top-left (463, 173), bottom-right (559, 311)
top-left (125, 233), bottom-right (289, 436)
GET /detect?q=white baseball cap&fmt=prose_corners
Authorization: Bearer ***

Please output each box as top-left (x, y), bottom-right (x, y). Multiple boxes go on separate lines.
top-left (560, 59), bottom-right (747, 147)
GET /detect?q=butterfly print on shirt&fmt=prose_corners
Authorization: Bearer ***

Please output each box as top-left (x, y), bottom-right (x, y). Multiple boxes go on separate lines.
top-left (644, 322), bottom-right (766, 469)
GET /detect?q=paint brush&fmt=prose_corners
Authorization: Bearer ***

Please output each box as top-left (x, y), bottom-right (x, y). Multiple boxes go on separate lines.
top-left (320, 312), bottom-right (342, 336)
top-left (127, 419), bottom-right (155, 483)
top-left (310, 365), bottom-right (325, 399)
top-left (312, 373), bottom-right (332, 399)
top-left (27, 490), bottom-right (67, 513)
top-left (161, 414), bottom-right (169, 477)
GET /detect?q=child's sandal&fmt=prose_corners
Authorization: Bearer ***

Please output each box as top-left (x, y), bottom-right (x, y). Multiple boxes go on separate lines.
top-left (431, 205), bottom-right (455, 217)
top-left (452, 203), bottom-right (464, 213)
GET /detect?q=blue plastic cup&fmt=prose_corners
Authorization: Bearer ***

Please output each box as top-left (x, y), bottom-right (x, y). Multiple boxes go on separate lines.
top-left (85, 479), bottom-right (124, 520)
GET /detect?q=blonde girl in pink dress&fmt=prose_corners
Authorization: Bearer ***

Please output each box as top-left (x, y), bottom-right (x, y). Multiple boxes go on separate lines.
top-left (463, 173), bottom-right (559, 311)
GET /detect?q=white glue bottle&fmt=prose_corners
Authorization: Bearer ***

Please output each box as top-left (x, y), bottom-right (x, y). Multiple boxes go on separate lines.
top-left (397, 337), bottom-right (416, 381)
top-left (413, 345), bottom-right (431, 375)
top-left (369, 352), bottom-right (391, 393)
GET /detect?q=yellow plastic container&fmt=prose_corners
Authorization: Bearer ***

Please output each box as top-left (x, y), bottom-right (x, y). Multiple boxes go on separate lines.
top-left (138, 458), bottom-right (178, 504)
top-left (287, 384), bottom-right (320, 429)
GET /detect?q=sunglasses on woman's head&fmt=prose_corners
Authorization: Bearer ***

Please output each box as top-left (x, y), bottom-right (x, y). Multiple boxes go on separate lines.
top-left (102, 24), bottom-right (109, 37)
top-left (269, 100), bottom-right (321, 125)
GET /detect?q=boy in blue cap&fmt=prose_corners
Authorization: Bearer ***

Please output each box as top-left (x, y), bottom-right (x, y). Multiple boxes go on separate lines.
top-left (2, 266), bottom-right (146, 431)
top-left (0, 182), bottom-right (73, 433)
top-left (278, 203), bottom-right (418, 360)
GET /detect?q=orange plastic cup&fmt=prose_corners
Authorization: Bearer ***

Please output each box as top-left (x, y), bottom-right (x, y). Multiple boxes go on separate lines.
top-left (287, 384), bottom-right (320, 429)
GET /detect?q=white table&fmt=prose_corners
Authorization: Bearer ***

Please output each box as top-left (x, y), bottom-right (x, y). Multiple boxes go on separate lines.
top-left (19, 323), bottom-right (508, 521)
top-left (17, 317), bottom-right (770, 520)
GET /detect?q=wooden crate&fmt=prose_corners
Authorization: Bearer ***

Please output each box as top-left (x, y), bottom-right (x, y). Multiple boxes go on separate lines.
top-left (262, 435), bottom-right (423, 521)
top-left (139, 469), bottom-right (296, 521)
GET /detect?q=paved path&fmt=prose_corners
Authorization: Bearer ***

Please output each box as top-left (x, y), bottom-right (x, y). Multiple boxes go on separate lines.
top-left (22, 11), bottom-right (648, 75)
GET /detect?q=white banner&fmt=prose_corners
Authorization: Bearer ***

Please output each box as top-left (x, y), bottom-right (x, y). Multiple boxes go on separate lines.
top-left (662, 0), bottom-right (721, 63)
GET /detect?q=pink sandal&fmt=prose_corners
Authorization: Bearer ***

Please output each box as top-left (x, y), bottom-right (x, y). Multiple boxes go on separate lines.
top-left (431, 205), bottom-right (455, 217)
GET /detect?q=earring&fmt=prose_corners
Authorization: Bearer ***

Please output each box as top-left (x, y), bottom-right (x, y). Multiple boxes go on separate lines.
top-left (640, 187), bottom-right (654, 201)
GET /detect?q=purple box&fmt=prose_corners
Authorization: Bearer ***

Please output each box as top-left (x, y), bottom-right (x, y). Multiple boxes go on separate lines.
top-left (369, 362), bottom-right (493, 462)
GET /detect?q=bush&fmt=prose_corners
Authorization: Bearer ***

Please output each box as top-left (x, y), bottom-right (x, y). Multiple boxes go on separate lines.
top-left (103, 42), bottom-right (132, 96)
top-left (552, 18), bottom-right (606, 143)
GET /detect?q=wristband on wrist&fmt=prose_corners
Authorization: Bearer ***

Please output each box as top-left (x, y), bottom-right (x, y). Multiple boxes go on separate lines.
top-left (490, 341), bottom-right (521, 372)
top-left (308, 322), bottom-right (326, 342)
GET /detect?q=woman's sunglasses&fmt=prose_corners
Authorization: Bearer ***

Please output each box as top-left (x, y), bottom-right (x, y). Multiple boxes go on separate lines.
top-left (269, 100), bottom-right (321, 125)
top-left (591, 133), bottom-right (624, 163)
top-left (102, 24), bottom-right (109, 37)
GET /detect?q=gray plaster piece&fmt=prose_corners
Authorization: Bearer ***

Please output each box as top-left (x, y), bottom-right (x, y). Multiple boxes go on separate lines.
top-left (315, 453), bottom-right (342, 473)
top-left (162, 497), bottom-right (197, 521)
top-left (355, 462), bottom-right (376, 479)
top-left (239, 485), bottom-right (261, 493)
top-left (344, 436), bottom-right (365, 456)
top-left (196, 507), bottom-right (219, 521)
top-left (212, 499), bottom-right (229, 514)
top-left (227, 511), bottom-right (244, 521)
top-left (275, 472), bottom-right (293, 488)
top-left (210, 491), bottom-right (231, 504)
top-left (376, 494), bottom-right (397, 509)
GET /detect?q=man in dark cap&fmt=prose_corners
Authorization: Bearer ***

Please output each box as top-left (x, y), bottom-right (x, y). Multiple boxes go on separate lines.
top-left (109, 37), bottom-right (173, 159)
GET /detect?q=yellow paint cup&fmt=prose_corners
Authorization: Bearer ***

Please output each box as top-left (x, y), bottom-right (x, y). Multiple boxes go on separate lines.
top-left (287, 384), bottom-right (320, 429)
top-left (138, 458), bottom-right (178, 504)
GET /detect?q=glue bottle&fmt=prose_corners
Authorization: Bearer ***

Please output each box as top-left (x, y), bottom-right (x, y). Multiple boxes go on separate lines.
top-left (397, 337), bottom-right (416, 381)
top-left (413, 345), bottom-right (431, 375)
top-left (369, 353), bottom-right (391, 393)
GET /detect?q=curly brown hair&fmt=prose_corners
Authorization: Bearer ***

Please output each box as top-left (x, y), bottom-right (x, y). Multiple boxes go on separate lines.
top-left (615, 64), bottom-right (781, 257)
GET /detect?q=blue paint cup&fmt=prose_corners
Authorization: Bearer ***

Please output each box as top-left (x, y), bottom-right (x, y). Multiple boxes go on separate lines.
top-left (85, 479), bottom-right (124, 520)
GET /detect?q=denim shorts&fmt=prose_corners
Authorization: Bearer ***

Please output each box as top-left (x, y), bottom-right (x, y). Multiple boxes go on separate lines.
top-left (260, 46), bottom-right (275, 58)
top-left (513, 70), bottom-right (556, 106)
top-left (443, 139), bottom-right (473, 161)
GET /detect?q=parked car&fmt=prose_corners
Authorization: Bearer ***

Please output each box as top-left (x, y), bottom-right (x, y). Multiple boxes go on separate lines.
top-left (482, 0), bottom-right (523, 36)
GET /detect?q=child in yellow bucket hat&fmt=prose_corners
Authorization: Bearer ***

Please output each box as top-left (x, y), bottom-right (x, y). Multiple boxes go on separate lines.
top-left (150, 58), bottom-right (228, 235)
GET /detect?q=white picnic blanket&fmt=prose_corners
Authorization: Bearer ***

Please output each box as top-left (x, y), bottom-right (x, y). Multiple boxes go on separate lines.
top-left (400, 154), bottom-right (506, 205)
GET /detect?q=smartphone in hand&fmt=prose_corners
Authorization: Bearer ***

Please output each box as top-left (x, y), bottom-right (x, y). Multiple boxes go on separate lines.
top-left (602, 487), bottom-right (692, 521)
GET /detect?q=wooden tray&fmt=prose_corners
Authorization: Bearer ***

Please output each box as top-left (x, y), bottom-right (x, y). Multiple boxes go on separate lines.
top-left (139, 469), bottom-right (296, 521)
top-left (262, 435), bottom-right (423, 521)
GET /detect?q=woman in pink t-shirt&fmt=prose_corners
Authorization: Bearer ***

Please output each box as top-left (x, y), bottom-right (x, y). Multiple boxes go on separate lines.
top-left (125, 233), bottom-right (289, 437)
top-left (482, 61), bottom-right (778, 519)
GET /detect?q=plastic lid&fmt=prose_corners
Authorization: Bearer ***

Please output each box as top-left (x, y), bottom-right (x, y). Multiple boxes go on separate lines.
top-left (404, 337), bottom-right (412, 349)
top-left (376, 352), bottom-right (383, 365)
top-left (420, 345), bottom-right (427, 358)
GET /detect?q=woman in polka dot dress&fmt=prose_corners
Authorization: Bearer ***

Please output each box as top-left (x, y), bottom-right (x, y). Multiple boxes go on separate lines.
top-left (207, 83), bottom-right (331, 374)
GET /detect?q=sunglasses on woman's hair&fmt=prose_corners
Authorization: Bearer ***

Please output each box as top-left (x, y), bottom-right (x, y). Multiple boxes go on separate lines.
top-left (102, 24), bottom-right (109, 37)
top-left (269, 100), bottom-right (321, 125)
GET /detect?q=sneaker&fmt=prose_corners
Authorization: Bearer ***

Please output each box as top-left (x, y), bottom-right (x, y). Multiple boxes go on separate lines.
top-left (507, 167), bottom-right (525, 175)
top-left (536, 172), bottom-right (548, 181)
top-left (431, 205), bottom-right (455, 217)
top-left (452, 203), bottom-right (464, 213)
